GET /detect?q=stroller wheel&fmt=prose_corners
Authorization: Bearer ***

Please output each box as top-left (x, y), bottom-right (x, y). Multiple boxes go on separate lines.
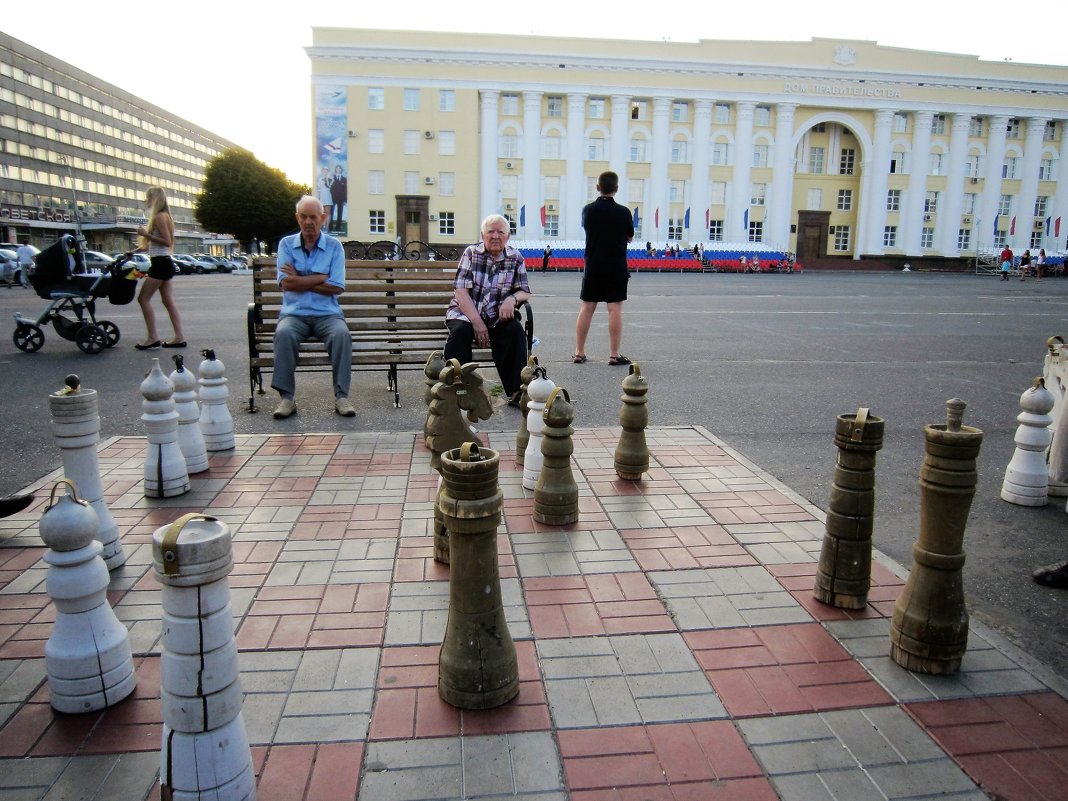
top-left (97, 320), bottom-right (120, 348)
top-left (13, 323), bottom-right (44, 353)
top-left (75, 324), bottom-right (107, 355)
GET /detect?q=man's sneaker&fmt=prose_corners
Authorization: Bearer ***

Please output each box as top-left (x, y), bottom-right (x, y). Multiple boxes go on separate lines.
top-left (335, 397), bottom-right (356, 417)
top-left (273, 398), bottom-right (297, 419)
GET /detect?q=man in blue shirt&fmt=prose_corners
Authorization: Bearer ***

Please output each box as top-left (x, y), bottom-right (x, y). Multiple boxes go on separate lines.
top-left (272, 195), bottom-right (354, 419)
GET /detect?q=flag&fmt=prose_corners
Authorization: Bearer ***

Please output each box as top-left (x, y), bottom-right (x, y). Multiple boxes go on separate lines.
top-left (520, 205), bottom-right (526, 227)
top-left (743, 209), bottom-right (749, 231)
top-left (992, 214), bottom-right (999, 236)
top-left (1010, 215), bottom-right (1016, 235)
top-left (540, 205), bottom-right (546, 227)
top-left (1057, 217), bottom-right (1062, 238)
top-left (633, 206), bottom-right (639, 227)
top-left (705, 208), bottom-right (709, 228)
top-left (1047, 217), bottom-right (1052, 237)
top-left (684, 208), bottom-right (690, 228)
top-left (655, 208), bottom-right (659, 228)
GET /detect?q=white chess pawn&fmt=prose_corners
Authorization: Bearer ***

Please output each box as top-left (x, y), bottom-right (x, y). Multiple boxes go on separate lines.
top-left (39, 480), bottom-right (135, 713)
top-left (197, 349), bottom-right (235, 452)
top-left (1002, 377), bottom-right (1055, 506)
top-left (142, 359), bottom-right (190, 498)
top-left (522, 367), bottom-right (556, 490)
top-left (169, 355), bottom-right (209, 475)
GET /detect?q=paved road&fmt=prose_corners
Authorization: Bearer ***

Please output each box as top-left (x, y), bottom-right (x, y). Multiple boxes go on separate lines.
top-left (1, 269), bottom-right (1065, 681)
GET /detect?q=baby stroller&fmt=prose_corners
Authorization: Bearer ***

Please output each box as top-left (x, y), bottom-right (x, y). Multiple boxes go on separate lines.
top-left (13, 235), bottom-right (138, 355)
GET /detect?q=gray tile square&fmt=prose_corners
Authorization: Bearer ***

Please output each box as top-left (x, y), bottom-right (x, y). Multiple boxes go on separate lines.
top-left (649, 566), bottom-right (812, 629)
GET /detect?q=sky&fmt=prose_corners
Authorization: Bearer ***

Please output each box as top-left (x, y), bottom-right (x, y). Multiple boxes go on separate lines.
top-left (5, 1), bottom-right (1067, 186)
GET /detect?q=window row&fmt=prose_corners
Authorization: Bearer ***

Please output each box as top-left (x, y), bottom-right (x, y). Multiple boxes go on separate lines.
top-left (368, 88), bottom-right (456, 112)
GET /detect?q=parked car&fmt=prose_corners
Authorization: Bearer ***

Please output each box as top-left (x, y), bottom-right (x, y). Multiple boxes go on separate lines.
top-left (201, 255), bottom-right (233, 273)
top-left (189, 254), bottom-right (222, 274)
top-left (171, 254), bottom-right (198, 275)
top-left (226, 254), bottom-right (248, 271)
top-left (110, 252), bottom-right (155, 275)
top-left (82, 251), bottom-right (116, 273)
top-left (0, 250), bottom-right (18, 284)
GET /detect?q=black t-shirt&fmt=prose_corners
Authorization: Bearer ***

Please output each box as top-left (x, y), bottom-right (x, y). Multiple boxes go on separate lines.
top-left (582, 196), bottom-right (633, 275)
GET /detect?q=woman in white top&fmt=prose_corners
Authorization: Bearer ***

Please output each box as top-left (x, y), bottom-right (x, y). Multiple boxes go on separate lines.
top-left (134, 186), bottom-right (186, 349)
top-left (316, 167), bottom-right (333, 229)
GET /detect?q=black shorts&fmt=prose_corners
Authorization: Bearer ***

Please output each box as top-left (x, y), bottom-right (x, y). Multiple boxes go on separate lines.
top-left (580, 267), bottom-right (628, 303)
top-left (148, 255), bottom-right (175, 281)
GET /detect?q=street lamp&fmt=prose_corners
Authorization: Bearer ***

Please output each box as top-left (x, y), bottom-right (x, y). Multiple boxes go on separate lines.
top-left (56, 155), bottom-right (85, 245)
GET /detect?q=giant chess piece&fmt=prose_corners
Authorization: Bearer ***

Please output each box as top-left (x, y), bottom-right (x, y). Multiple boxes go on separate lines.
top-left (890, 399), bottom-right (983, 675)
top-left (154, 514), bottom-right (256, 801)
top-left (614, 363), bottom-right (650, 480)
top-left (142, 359), bottom-right (191, 498)
top-left (49, 374), bottom-right (126, 569)
top-left (39, 480), bottom-right (135, 713)
top-left (1001, 377), bottom-right (1055, 506)
top-left (514, 355), bottom-right (539, 469)
top-left (422, 350), bottom-right (447, 449)
top-left (169, 355), bottom-right (209, 475)
top-left (522, 366), bottom-right (555, 490)
top-left (197, 349), bottom-right (236, 452)
top-left (534, 387), bottom-right (580, 525)
top-left (437, 443), bottom-right (518, 709)
top-left (813, 408), bottom-right (885, 609)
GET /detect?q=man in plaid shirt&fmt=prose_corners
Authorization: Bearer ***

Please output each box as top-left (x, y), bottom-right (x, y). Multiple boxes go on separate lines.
top-left (444, 214), bottom-right (531, 407)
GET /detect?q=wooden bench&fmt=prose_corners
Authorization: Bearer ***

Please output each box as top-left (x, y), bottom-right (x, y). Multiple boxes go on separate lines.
top-left (246, 258), bottom-right (534, 411)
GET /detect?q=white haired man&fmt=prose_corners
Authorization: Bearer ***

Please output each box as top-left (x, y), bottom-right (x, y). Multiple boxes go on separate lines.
top-left (443, 214), bottom-right (531, 407)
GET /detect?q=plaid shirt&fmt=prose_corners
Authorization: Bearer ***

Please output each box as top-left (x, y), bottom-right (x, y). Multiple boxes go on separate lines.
top-left (445, 241), bottom-right (530, 327)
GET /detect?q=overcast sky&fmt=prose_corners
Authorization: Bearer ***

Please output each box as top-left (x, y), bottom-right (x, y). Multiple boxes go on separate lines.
top-left (5, 1), bottom-right (1066, 184)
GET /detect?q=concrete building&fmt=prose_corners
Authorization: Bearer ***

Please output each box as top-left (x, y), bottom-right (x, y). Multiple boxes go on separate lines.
top-left (307, 28), bottom-right (1068, 263)
top-left (0, 32), bottom-right (238, 254)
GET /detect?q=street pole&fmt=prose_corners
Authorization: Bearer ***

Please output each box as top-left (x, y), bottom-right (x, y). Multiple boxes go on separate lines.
top-left (57, 155), bottom-right (85, 246)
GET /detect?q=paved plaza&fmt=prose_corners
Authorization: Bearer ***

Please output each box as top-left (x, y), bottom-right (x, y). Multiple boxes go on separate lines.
top-left (0, 423), bottom-right (1064, 800)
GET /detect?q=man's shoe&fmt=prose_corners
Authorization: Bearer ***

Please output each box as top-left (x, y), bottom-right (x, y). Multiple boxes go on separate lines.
top-left (335, 397), bottom-right (356, 417)
top-left (273, 398), bottom-right (297, 419)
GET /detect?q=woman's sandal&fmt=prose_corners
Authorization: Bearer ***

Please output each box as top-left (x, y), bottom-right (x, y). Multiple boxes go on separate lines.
top-left (573, 354), bottom-right (588, 364)
top-left (608, 355), bottom-right (632, 366)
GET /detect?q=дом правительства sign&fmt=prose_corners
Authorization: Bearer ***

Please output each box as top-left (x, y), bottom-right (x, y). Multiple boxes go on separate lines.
top-left (783, 82), bottom-right (903, 98)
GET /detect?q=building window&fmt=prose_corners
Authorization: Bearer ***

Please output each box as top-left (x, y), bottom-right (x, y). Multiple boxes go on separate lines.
top-left (924, 192), bottom-right (939, 213)
top-left (369, 210), bottom-right (385, 234)
top-left (368, 129), bottom-right (384, 154)
top-left (808, 147), bottom-right (824, 173)
top-left (628, 178), bottom-right (645, 204)
top-left (807, 188), bottom-right (822, 209)
top-left (958, 228), bottom-right (971, 251)
top-left (965, 154), bottom-right (983, 178)
top-left (1002, 157), bottom-right (1018, 179)
top-left (711, 142), bottom-right (730, 166)
top-left (754, 105), bottom-right (771, 126)
top-left (368, 170), bottom-right (385, 194)
top-left (889, 149), bottom-right (908, 174)
top-left (669, 180), bottom-right (686, 203)
top-left (834, 226), bottom-right (851, 252)
top-left (506, 215), bottom-right (517, 235)
top-left (368, 87), bottom-right (384, 110)
top-left (893, 113), bottom-right (909, 133)
top-left (544, 176), bottom-right (560, 199)
top-left (439, 89), bottom-right (456, 112)
top-left (439, 172), bottom-right (455, 196)
top-left (543, 213), bottom-right (559, 237)
top-left (708, 220), bottom-right (723, 241)
top-left (630, 100), bottom-right (647, 120)
top-left (586, 136), bottom-right (606, 161)
top-left (752, 144), bottom-right (769, 168)
top-left (711, 182), bottom-right (726, 205)
top-left (1007, 118), bottom-right (1021, 138)
top-left (963, 193), bottom-right (977, 214)
top-left (586, 176), bottom-right (598, 201)
top-left (671, 140), bottom-right (690, 163)
top-left (1031, 230), bottom-right (1043, 249)
top-left (501, 174), bottom-right (518, 198)
top-left (629, 137), bottom-right (648, 162)
top-left (998, 194), bottom-right (1012, 216)
top-left (969, 117), bottom-right (984, 137)
top-left (438, 131), bottom-right (456, 156)
top-left (501, 94), bottom-right (519, 115)
top-left (748, 221), bottom-right (763, 242)
top-left (1045, 120), bottom-right (1057, 141)
top-left (1039, 158), bottom-right (1055, 181)
top-left (886, 189), bottom-right (901, 211)
top-left (404, 88), bottom-right (420, 111)
top-left (588, 98), bottom-right (605, 119)
top-left (668, 218), bottom-right (683, 240)
top-left (811, 123), bottom-right (826, 133)
top-left (500, 134), bottom-right (518, 158)
top-left (839, 149), bottom-right (855, 175)
top-left (1035, 196), bottom-right (1048, 217)
top-left (883, 226), bottom-right (897, 247)
top-left (404, 171), bottom-right (420, 194)
top-left (921, 227), bottom-right (935, 249)
top-left (404, 130), bottom-right (420, 155)
top-left (929, 153), bottom-right (945, 176)
top-left (751, 183), bottom-right (766, 206)
top-left (672, 101), bottom-right (688, 122)
top-left (931, 114), bottom-right (946, 135)
top-left (439, 212), bottom-right (455, 236)
top-left (714, 103), bottom-right (730, 124)
top-left (542, 134), bottom-right (563, 159)
top-left (837, 189), bottom-right (853, 211)
top-left (546, 96), bottom-right (563, 117)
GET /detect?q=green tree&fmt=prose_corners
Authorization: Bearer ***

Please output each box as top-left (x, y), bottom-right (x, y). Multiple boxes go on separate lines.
top-left (194, 148), bottom-right (310, 250)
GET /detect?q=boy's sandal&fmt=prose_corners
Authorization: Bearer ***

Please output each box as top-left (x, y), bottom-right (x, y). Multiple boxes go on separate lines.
top-left (572, 354), bottom-right (588, 364)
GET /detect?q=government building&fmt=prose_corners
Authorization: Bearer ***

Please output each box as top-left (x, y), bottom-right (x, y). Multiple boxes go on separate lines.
top-left (307, 28), bottom-right (1068, 264)
top-left (0, 32), bottom-right (238, 254)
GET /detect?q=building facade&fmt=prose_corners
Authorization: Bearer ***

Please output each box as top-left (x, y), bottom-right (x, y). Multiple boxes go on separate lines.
top-left (308, 28), bottom-right (1068, 261)
top-left (0, 32), bottom-right (238, 254)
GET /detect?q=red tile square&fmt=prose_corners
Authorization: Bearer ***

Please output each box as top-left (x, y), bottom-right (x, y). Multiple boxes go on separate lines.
top-left (256, 742), bottom-right (363, 801)
top-left (523, 574), bottom-right (674, 639)
top-left (237, 583), bottom-right (388, 650)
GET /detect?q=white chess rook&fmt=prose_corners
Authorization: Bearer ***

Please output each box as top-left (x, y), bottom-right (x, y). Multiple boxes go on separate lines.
top-left (1001, 378), bottom-right (1055, 506)
top-left (169, 356), bottom-right (209, 474)
top-left (39, 480), bottom-right (135, 713)
top-left (197, 350), bottom-right (235, 452)
top-left (49, 377), bottom-right (126, 569)
top-left (141, 359), bottom-right (190, 498)
top-left (153, 514), bottom-right (255, 801)
top-left (522, 368), bottom-right (556, 490)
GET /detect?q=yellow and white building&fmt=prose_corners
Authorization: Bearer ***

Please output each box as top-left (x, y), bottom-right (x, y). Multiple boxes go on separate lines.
top-left (308, 28), bottom-right (1068, 262)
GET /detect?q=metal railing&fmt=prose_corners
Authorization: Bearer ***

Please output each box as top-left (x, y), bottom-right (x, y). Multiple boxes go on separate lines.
top-left (340, 239), bottom-right (463, 262)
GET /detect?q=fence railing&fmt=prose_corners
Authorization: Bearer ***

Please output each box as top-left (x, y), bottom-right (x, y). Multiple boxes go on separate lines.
top-left (340, 239), bottom-right (463, 262)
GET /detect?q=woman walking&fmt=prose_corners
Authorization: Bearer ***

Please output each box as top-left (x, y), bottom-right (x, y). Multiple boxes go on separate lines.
top-left (135, 186), bottom-right (186, 350)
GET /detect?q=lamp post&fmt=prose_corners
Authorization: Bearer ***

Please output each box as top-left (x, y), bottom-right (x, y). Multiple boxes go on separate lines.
top-left (56, 155), bottom-right (85, 245)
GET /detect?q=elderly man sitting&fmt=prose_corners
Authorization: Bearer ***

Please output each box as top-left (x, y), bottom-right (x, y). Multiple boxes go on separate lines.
top-left (271, 195), bottom-right (355, 419)
top-left (443, 214), bottom-right (531, 407)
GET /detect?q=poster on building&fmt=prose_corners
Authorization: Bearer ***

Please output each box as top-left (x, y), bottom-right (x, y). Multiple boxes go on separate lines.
top-left (315, 86), bottom-right (348, 238)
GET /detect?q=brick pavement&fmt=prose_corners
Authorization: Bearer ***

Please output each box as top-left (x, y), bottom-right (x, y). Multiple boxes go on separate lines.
top-left (0, 426), bottom-right (1064, 800)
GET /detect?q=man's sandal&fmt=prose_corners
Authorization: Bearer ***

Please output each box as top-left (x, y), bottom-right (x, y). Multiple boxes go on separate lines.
top-left (573, 354), bottom-right (588, 364)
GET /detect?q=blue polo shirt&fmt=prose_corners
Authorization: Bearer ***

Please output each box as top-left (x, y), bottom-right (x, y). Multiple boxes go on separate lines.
top-left (276, 230), bottom-right (345, 318)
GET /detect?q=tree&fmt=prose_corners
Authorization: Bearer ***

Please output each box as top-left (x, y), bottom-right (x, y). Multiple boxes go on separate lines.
top-left (194, 148), bottom-right (310, 251)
